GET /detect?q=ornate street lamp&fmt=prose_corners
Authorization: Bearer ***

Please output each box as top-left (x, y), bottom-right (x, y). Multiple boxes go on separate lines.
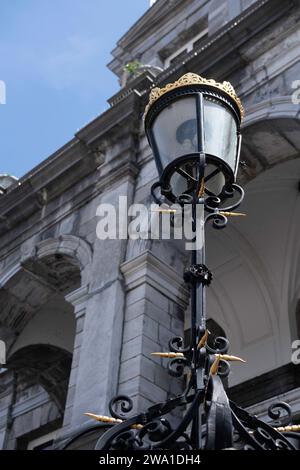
top-left (144, 73), bottom-right (243, 204)
top-left (64, 74), bottom-right (300, 451)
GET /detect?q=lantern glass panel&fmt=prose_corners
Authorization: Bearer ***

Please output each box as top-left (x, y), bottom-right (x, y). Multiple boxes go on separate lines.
top-left (204, 163), bottom-right (226, 196)
top-left (203, 97), bottom-right (238, 174)
top-left (152, 96), bottom-right (197, 172)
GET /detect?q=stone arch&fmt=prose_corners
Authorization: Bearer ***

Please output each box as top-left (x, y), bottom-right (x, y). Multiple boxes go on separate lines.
top-left (0, 235), bottom-right (92, 350)
top-left (0, 264), bottom-right (79, 354)
top-left (20, 234), bottom-right (93, 287)
top-left (244, 96), bottom-right (300, 127)
top-left (3, 344), bottom-right (73, 449)
top-left (239, 97), bottom-right (300, 184)
top-left (8, 294), bottom-right (76, 358)
top-left (0, 237), bottom-right (88, 448)
top-left (7, 344), bottom-right (72, 413)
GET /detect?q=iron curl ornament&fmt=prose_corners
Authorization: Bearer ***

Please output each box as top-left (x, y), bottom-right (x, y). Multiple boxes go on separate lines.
top-left (75, 331), bottom-right (300, 450)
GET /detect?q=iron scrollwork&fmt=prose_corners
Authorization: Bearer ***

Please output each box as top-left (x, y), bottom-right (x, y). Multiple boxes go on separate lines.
top-left (183, 264), bottom-right (213, 286)
top-left (64, 181), bottom-right (299, 451)
top-left (62, 355), bottom-right (299, 451)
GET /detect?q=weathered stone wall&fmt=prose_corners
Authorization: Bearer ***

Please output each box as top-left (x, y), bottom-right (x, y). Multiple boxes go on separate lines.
top-left (1, 0), bottom-right (300, 448)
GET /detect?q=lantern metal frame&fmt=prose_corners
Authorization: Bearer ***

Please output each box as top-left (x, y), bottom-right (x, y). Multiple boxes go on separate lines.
top-left (144, 82), bottom-right (242, 205)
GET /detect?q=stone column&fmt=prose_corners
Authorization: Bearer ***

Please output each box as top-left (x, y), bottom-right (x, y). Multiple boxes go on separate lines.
top-left (0, 370), bottom-right (15, 449)
top-left (62, 285), bottom-right (89, 430)
top-left (59, 160), bottom-right (138, 433)
top-left (118, 250), bottom-right (189, 415)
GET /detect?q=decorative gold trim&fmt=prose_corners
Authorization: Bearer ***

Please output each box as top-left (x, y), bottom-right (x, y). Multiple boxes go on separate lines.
top-left (198, 178), bottom-right (205, 198)
top-left (84, 413), bottom-right (143, 430)
top-left (219, 211), bottom-right (247, 217)
top-left (218, 354), bottom-right (246, 363)
top-left (210, 354), bottom-right (246, 375)
top-left (276, 424), bottom-right (300, 433)
top-left (144, 73), bottom-right (244, 120)
top-left (197, 329), bottom-right (210, 349)
top-left (151, 208), bottom-right (177, 213)
top-left (151, 352), bottom-right (184, 358)
top-left (84, 413), bottom-right (122, 425)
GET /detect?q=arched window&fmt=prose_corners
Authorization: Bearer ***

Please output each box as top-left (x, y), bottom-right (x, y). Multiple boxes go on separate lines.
top-left (0, 250), bottom-right (81, 449)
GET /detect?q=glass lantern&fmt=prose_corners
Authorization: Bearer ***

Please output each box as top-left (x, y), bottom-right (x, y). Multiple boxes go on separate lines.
top-left (144, 74), bottom-right (244, 203)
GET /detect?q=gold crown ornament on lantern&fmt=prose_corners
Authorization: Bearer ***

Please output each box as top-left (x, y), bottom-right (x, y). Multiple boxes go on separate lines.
top-left (144, 73), bottom-right (244, 120)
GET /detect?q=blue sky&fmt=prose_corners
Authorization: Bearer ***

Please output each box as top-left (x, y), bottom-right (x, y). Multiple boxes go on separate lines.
top-left (0, 0), bottom-right (149, 178)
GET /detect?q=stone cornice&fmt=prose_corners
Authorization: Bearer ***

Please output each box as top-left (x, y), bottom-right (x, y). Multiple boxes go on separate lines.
top-left (120, 250), bottom-right (189, 308)
top-left (0, 91), bottom-right (142, 238)
top-left (228, 363), bottom-right (300, 408)
top-left (153, 0), bottom-right (296, 88)
top-left (96, 161), bottom-right (139, 193)
top-left (109, 0), bottom-right (294, 82)
top-left (107, 0), bottom-right (296, 114)
top-left (108, 72), bottom-right (155, 108)
top-left (120, 0), bottom-right (293, 115)
top-left (246, 386), bottom-right (300, 422)
top-left (75, 91), bottom-right (141, 146)
top-left (117, 0), bottom-right (177, 47)
top-left (108, 0), bottom-right (184, 75)
top-left (0, 140), bottom-right (101, 231)
top-left (65, 285), bottom-right (90, 316)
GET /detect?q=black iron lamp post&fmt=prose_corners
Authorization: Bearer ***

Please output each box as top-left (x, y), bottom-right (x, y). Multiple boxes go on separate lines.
top-left (64, 74), bottom-right (300, 451)
top-left (142, 73), bottom-right (247, 450)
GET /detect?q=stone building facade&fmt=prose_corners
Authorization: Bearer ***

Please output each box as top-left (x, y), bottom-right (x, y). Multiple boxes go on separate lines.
top-left (0, 0), bottom-right (300, 449)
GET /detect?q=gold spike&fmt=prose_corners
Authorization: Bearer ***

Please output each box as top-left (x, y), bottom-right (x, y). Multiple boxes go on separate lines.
top-left (218, 354), bottom-right (246, 363)
top-left (219, 211), bottom-right (246, 217)
top-left (276, 424), bottom-right (300, 433)
top-left (84, 413), bottom-right (122, 424)
top-left (198, 178), bottom-right (205, 198)
top-left (210, 354), bottom-right (246, 375)
top-left (210, 355), bottom-right (221, 375)
top-left (197, 329), bottom-right (210, 349)
top-left (151, 352), bottom-right (184, 358)
top-left (84, 413), bottom-right (143, 430)
top-left (152, 208), bottom-right (177, 213)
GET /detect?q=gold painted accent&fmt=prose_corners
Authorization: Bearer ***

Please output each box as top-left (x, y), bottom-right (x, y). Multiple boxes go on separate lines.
top-left (276, 424), bottom-right (300, 433)
top-left (219, 211), bottom-right (246, 217)
top-left (152, 208), bottom-right (177, 213)
top-left (151, 352), bottom-right (184, 358)
top-left (210, 354), bottom-right (246, 375)
top-left (218, 354), bottom-right (246, 363)
top-left (197, 329), bottom-right (210, 349)
top-left (84, 413), bottom-right (122, 424)
top-left (198, 178), bottom-right (205, 198)
top-left (84, 413), bottom-right (143, 430)
top-left (210, 355), bottom-right (221, 375)
top-left (144, 73), bottom-right (244, 120)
